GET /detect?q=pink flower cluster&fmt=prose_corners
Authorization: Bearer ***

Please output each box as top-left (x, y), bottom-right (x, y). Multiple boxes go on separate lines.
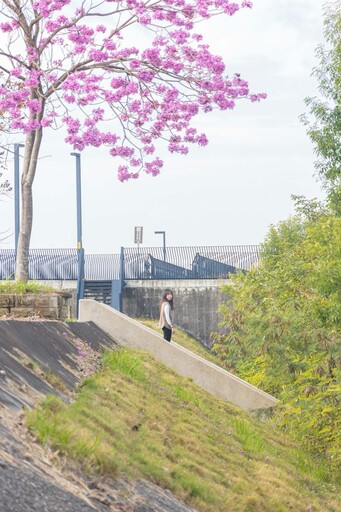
top-left (32, 0), bottom-right (71, 17)
top-left (0, 20), bottom-right (19, 32)
top-left (0, 0), bottom-right (266, 181)
top-left (73, 337), bottom-right (101, 377)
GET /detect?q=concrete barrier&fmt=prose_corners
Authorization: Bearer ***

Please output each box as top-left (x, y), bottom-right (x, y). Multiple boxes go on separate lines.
top-left (79, 299), bottom-right (278, 412)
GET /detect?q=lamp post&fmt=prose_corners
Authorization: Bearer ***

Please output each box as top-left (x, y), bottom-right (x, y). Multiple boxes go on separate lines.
top-left (70, 152), bottom-right (82, 250)
top-left (71, 152), bottom-right (84, 317)
top-left (155, 230), bottom-right (166, 261)
top-left (14, 143), bottom-right (24, 259)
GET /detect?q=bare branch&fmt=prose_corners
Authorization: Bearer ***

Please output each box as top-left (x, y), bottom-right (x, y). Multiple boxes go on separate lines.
top-left (0, 64), bottom-right (12, 76)
top-left (1, 0), bottom-right (16, 11)
top-left (0, 50), bottom-right (29, 69)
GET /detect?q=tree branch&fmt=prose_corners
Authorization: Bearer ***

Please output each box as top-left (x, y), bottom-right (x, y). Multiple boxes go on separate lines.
top-left (0, 50), bottom-right (30, 69)
top-left (1, 0), bottom-right (16, 11)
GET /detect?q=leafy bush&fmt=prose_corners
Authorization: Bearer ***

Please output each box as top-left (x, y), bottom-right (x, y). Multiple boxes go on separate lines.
top-left (213, 213), bottom-right (341, 469)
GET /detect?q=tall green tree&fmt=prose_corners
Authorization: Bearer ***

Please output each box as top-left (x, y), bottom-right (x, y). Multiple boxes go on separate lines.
top-left (300, 2), bottom-right (341, 214)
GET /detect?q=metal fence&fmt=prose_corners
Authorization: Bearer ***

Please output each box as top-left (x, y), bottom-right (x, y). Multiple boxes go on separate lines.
top-left (0, 249), bottom-right (79, 280)
top-left (122, 246), bottom-right (260, 280)
top-left (0, 245), bottom-right (260, 281)
top-left (85, 253), bottom-right (121, 280)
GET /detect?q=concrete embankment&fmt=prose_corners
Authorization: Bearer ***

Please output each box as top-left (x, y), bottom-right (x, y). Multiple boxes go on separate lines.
top-left (0, 320), bottom-right (116, 409)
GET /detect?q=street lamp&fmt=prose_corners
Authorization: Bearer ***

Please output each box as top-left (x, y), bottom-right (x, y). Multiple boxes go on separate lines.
top-left (155, 230), bottom-right (166, 261)
top-left (70, 152), bottom-right (82, 250)
top-left (71, 152), bottom-right (84, 317)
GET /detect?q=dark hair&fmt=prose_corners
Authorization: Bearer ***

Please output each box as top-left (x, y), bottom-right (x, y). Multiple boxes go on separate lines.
top-left (160, 288), bottom-right (174, 310)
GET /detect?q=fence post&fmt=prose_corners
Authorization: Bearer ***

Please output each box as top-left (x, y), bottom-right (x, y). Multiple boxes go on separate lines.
top-left (120, 246), bottom-right (125, 283)
top-left (111, 246), bottom-right (124, 311)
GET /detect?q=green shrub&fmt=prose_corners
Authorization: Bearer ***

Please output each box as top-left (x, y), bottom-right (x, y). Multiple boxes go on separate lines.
top-left (213, 214), bottom-right (341, 470)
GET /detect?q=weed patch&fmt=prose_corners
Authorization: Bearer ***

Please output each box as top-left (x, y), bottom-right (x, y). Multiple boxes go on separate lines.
top-left (0, 280), bottom-right (54, 294)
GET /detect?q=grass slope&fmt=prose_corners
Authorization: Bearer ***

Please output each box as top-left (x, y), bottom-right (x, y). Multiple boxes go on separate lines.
top-left (137, 318), bottom-right (222, 365)
top-left (27, 343), bottom-right (340, 512)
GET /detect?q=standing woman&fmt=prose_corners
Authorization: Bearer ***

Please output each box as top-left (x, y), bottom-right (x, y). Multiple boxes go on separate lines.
top-left (159, 289), bottom-right (175, 342)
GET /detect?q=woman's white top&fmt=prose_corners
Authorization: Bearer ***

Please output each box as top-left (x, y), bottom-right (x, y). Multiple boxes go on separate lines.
top-left (159, 301), bottom-right (174, 329)
top-left (164, 302), bottom-right (173, 328)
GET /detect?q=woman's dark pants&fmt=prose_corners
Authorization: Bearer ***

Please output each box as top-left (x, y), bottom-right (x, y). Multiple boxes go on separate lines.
top-left (162, 327), bottom-right (172, 342)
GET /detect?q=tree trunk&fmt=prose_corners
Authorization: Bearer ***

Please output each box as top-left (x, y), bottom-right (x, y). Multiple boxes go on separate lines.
top-left (15, 127), bottom-right (43, 282)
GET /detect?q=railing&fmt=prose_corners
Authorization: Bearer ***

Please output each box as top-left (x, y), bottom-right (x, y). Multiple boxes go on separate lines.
top-left (0, 248), bottom-right (79, 280)
top-left (122, 246), bottom-right (260, 280)
top-left (0, 245), bottom-right (260, 281)
top-left (85, 253), bottom-right (121, 280)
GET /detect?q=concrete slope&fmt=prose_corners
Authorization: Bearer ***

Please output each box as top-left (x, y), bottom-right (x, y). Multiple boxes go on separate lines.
top-left (79, 299), bottom-right (278, 412)
top-left (0, 320), bottom-right (117, 410)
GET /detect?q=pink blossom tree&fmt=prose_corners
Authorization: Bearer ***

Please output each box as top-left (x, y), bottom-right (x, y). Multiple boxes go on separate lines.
top-left (0, 0), bottom-right (266, 281)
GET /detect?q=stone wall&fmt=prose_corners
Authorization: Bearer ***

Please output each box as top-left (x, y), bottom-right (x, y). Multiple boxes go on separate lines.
top-left (0, 292), bottom-right (73, 320)
top-left (20, 281), bottom-right (78, 319)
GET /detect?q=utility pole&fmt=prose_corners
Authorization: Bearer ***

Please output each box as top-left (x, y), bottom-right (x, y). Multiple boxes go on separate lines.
top-left (71, 152), bottom-right (84, 317)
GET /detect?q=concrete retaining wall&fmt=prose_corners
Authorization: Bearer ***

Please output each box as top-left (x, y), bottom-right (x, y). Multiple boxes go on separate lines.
top-left (79, 299), bottom-right (278, 413)
top-left (0, 291), bottom-right (73, 319)
top-left (41, 279), bottom-right (229, 347)
top-left (123, 279), bottom-right (230, 348)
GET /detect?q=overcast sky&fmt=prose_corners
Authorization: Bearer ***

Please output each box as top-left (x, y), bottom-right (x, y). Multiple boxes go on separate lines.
top-left (1, 0), bottom-right (326, 254)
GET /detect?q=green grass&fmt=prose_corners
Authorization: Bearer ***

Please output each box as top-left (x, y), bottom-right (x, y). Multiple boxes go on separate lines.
top-left (27, 347), bottom-right (340, 512)
top-left (137, 317), bottom-right (222, 366)
top-left (0, 279), bottom-right (54, 294)
top-left (43, 371), bottom-right (69, 393)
